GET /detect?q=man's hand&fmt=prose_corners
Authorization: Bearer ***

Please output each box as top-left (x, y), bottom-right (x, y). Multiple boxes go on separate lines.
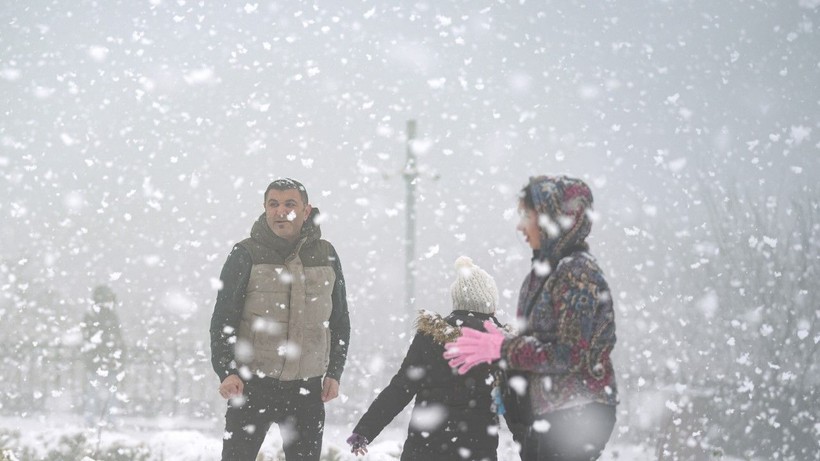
top-left (218, 374), bottom-right (244, 399)
top-left (321, 377), bottom-right (339, 402)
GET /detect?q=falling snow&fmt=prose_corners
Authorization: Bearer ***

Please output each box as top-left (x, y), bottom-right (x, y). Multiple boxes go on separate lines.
top-left (1, 1), bottom-right (818, 460)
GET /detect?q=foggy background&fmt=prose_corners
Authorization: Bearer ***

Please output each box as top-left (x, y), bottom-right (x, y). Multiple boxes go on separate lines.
top-left (2, 0), bottom-right (818, 459)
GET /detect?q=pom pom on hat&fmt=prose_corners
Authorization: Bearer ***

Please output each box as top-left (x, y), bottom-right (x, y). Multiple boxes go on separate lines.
top-left (455, 255), bottom-right (474, 271)
top-left (450, 256), bottom-right (498, 315)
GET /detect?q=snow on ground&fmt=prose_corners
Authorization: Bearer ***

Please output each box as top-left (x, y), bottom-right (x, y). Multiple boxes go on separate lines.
top-left (0, 413), bottom-right (718, 461)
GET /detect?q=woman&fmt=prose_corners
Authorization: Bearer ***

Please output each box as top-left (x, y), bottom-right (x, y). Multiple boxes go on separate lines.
top-left (347, 257), bottom-right (505, 461)
top-left (445, 175), bottom-right (618, 461)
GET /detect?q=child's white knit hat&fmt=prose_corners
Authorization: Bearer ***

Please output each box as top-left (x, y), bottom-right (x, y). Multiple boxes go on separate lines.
top-left (450, 256), bottom-right (498, 314)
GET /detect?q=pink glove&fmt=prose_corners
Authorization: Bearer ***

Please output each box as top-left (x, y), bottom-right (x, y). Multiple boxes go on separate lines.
top-left (443, 320), bottom-right (504, 374)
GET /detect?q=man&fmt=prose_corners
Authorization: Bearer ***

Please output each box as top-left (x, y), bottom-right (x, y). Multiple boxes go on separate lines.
top-left (210, 178), bottom-right (350, 461)
top-left (80, 284), bottom-right (126, 427)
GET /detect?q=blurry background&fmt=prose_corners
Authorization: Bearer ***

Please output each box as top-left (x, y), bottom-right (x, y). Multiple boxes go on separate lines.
top-left (1, 0), bottom-right (818, 459)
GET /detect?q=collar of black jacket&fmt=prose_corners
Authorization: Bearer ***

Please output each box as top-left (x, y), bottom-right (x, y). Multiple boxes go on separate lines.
top-left (249, 208), bottom-right (323, 256)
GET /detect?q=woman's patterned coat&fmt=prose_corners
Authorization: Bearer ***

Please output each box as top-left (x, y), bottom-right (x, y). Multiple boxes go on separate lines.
top-left (500, 175), bottom-right (618, 417)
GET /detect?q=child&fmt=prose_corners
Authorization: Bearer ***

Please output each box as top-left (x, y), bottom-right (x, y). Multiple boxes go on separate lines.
top-left (347, 256), bottom-right (505, 461)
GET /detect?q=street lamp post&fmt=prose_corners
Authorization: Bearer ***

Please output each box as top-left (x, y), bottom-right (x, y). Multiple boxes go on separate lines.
top-left (402, 120), bottom-right (418, 317)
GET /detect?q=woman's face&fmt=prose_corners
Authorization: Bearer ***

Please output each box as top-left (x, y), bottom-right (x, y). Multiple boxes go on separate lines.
top-left (516, 203), bottom-right (541, 250)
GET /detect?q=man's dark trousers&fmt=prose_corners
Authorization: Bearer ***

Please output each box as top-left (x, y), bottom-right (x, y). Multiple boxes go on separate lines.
top-left (222, 376), bottom-right (324, 461)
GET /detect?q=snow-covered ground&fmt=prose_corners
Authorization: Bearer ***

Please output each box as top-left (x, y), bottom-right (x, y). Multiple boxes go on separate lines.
top-left (0, 413), bottom-right (666, 461)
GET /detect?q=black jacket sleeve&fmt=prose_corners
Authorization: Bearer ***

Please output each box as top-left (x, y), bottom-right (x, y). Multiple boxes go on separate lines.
top-left (352, 333), bottom-right (427, 442)
top-left (209, 245), bottom-right (252, 380)
top-left (325, 245), bottom-right (351, 382)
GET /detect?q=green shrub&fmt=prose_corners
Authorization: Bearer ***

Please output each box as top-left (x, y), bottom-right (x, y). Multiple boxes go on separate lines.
top-left (0, 431), bottom-right (149, 461)
top-left (1, 449), bottom-right (21, 461)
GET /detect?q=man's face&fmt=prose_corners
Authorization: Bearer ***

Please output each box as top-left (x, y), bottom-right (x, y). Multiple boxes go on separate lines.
top-left (264, 188), bottom-right (312, 242)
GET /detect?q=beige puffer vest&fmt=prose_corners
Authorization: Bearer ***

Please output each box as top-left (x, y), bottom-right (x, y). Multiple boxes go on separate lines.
top-left (235, 236), bottom-right (336, 381)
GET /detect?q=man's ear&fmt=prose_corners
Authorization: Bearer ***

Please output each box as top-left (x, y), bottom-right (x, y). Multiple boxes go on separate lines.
top-left (305, 204), bottom-right (314, 217)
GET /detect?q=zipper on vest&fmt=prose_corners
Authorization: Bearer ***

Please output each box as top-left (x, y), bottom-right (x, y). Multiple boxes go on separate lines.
top-left (286, 237), bottom-right (308, 262)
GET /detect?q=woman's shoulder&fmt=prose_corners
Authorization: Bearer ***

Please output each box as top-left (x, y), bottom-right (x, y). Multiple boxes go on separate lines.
top-left (555, 251), bottom-right (606, 279)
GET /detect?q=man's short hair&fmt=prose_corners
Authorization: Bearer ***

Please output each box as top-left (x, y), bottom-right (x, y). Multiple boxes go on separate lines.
top-left (264, 178), bottom-right (309, 204)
